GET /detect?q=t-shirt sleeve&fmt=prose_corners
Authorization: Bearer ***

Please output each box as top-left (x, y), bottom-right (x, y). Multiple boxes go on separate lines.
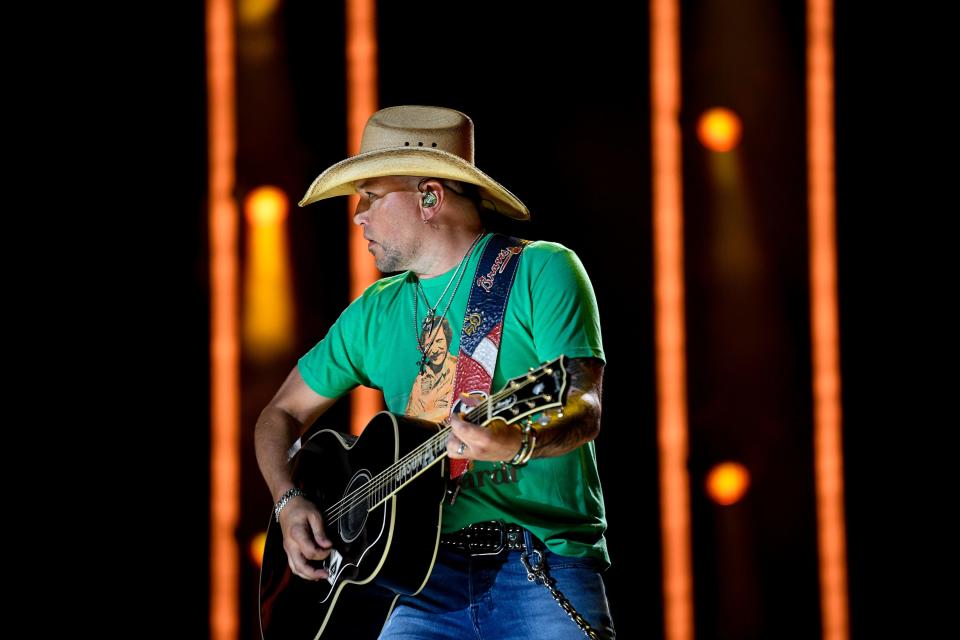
top-left (530, 246), bottom-right (605, 363)
top-left (298, 295), bottom-right (372, 397)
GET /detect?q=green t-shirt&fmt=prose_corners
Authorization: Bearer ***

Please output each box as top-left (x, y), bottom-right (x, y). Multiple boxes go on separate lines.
top-left (299, 233), bottom-right (609, 567)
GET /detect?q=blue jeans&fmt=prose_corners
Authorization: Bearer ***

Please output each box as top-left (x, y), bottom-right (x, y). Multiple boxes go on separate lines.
top-left (379, 534), bottom-right (615, 639)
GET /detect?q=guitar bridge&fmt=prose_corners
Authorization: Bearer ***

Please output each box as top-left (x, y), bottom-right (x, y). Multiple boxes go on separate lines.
top-left (323, 549), bottom-right (344, 586)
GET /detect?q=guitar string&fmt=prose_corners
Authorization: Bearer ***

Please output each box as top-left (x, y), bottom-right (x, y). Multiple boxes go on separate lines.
top-left (322, 368), bottom-right (561, 523)
top-left (322, 394), bottom-right (544, 525)
top-left (322, 373), bottom-right (555, 524)
top-left (322, 382), bottom-right (527, 524)
top-left (322, 362), bottom-right (563, 523)
top-left (334, 362), bottom-right (564, 520)
top-left (322, 401), bottom-right (489, 523)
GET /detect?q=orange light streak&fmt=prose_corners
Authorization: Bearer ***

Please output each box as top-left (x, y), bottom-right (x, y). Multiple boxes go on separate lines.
top-left (652, 1), bottom-right (694, 638)
top-left (807, 1), bottom-right (849, 638)
top-left (345, 0), bottom-right (381, 435)
top-left (207, 0), bottom-right (240, 637)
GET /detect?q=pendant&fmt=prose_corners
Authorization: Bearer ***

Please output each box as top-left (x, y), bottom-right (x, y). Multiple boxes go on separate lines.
top-left (417, 352), bottom-right (428, 375)
top-left (422, 310), bottom-right (436, 335)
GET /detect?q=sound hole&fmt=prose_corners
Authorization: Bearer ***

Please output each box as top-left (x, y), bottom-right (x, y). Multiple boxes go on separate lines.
top-left (339, 469), bottom-right (371, 543)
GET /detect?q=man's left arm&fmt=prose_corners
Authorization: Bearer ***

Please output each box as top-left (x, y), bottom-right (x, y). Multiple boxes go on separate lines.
top-left (447, 356), bottom-right (604, 461)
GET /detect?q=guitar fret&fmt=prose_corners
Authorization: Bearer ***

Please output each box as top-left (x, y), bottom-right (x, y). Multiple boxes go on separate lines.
top-left (334, 357), bottom-right (566, 523)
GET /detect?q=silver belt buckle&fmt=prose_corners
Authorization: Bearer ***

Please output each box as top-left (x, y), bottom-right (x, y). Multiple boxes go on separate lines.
top-left (469, 521), bottom-right (505, 556)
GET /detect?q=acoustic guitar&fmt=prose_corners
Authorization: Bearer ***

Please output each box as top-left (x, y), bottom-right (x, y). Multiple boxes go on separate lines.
top-left (259, 355), bottom-right (570, 639)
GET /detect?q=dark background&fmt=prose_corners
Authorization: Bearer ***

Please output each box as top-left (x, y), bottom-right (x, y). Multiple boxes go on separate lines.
top-left (72, 1), bottom-right (947, 638)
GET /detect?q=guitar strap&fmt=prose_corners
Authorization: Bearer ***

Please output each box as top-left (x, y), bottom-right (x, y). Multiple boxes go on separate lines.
top-left (447, 233), bottom-right (529, 486)
top-left (444, 237), bottom-right (602, 639)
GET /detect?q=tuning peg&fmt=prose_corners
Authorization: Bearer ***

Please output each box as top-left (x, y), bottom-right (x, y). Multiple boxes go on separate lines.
top-left (510, 407), bottom-right (520, 415)
top-left (525, 401), bottom-right (535, 408)
top-left (544, 367), bottom-right (553, 375)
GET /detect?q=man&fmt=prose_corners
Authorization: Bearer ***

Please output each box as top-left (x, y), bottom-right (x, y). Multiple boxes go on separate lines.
top-left (255, 105), bottom-right (615, 638)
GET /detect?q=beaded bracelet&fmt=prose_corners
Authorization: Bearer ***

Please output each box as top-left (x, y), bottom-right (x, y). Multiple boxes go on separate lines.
top-left (273, 487), bottom-right (306, 522)
top-left (507, 423), bottom-right (537, 466)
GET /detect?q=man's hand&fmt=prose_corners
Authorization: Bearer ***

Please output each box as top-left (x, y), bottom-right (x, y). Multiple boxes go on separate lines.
top-left (446, 357), bottom-right (604, 462)
top-left (279, 497), bottom-right (334, 581)
top-left (446, 393), bottom-right (523, 462)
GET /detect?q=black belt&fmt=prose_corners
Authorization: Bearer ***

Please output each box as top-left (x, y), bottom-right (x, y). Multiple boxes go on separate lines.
top-left (439, 520), bottom-right (529, 555)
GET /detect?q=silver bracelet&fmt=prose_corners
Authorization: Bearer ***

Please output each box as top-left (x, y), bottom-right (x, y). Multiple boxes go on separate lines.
top-left (273, 487), bottom-right (306, 522)
top-left (507, 423), bottom-right (537, 466)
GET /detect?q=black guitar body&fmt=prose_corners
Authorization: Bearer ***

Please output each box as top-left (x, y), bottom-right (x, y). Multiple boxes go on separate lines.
top-left (259, 412), bottom-right (447, 640)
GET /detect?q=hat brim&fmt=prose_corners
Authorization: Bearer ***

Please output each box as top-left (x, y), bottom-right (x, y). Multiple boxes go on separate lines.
top-left (298, 147), bottom-right (530, 220)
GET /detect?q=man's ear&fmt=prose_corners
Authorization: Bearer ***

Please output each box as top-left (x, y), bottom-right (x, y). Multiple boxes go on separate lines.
top-left (418, 178), bottom-right (446, 221)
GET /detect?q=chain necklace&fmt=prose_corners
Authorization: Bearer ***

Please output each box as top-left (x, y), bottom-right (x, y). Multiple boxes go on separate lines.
top-left (416, 263), bottom-right (459, 331)
top-left (413, 232), bottom-right (484, 374)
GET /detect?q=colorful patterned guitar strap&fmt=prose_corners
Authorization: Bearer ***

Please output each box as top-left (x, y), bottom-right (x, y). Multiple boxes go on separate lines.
top-left (447, 234), bottom-right (529, 501)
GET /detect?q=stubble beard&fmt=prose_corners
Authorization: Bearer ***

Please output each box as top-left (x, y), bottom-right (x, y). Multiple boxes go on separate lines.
top-left (374, 233), bottom-right (422, 273)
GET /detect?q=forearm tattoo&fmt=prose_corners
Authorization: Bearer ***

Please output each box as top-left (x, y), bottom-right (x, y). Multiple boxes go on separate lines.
top-left (532, 357), bottom-right (604, 458)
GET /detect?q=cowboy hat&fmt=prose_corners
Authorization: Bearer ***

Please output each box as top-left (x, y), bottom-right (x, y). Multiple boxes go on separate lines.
top-left (298, 105), bottom-right (529, 219)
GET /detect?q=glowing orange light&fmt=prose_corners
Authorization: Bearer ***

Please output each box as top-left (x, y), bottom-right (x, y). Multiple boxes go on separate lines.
top-left (808, 0), bottom-right (849, 638)
top-left (705, 461), bottom-right (751, 505)
top-left (243, 185), bottom-right (294, 360)
top-left (245, 186), bottom-right (288, 226)
top-left (346, 0), bottom-right (383, 435)
top-left (207, 0), bottom-right (240, 638)
top-left (652, 0), bottom-right (694, 638)
top-left (249, 531), bottom-right (267, 568)
top-left (238, 0), bottom-right (280, 25)
top-left (697, 108), bottom-right (743, 152)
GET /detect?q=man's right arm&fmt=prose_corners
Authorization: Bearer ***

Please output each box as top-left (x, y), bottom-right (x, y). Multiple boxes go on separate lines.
top-left (255, 364), bottom-right (339, 581)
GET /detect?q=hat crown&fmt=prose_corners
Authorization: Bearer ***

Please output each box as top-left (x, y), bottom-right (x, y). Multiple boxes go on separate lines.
top-left (359, 105), bottom-right (474, 163)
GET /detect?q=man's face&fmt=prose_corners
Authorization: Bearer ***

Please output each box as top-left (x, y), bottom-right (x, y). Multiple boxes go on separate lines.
top-left (353, 176), bottom-right (422, 272)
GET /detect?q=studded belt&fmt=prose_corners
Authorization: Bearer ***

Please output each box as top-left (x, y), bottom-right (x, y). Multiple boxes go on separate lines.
top-left (439, 520), bottom-right (528, 556)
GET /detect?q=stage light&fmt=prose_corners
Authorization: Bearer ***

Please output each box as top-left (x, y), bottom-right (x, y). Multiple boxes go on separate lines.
top-left (697, 107), bottom-right (742, 152)
top-left (706, 461), bottom-right (751, 505)
top-left (245, 186), bottom-right (288, 226)
top-left (249, 530), bottom-right (267, 568)
top-left (242, 184), bottom-right (294, 359)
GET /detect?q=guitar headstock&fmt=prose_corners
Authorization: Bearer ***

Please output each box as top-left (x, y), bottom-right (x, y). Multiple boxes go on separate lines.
top-left (464, 355), bottom-right (569, 429)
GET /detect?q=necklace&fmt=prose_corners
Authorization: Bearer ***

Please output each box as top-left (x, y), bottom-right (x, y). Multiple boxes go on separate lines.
top-left (416, 267), bottom-right (457, 332)
top-left (413, 232), bottom-right (484, 374)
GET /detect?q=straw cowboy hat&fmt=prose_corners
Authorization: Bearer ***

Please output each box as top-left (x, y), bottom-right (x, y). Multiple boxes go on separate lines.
top-left (298, 105), bottom-right (529, 219)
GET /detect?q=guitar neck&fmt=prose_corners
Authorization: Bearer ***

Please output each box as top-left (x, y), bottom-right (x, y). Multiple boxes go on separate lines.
top-left (354, 388), bottom-right (527, 514)
top-left (356, 427), bottom-right (450, 510)
top-left (323, 358), bottom-right (566, 524)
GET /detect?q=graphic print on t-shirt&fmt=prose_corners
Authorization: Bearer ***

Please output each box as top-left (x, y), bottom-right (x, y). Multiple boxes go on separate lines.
top-left (405, 317), bottom-right (457, 421)
top-left (404, 315), bottom-right (527, 493)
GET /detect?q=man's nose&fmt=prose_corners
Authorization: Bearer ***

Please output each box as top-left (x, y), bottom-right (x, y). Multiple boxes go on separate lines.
top-left (353, 200), bottom-right (369, 225)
